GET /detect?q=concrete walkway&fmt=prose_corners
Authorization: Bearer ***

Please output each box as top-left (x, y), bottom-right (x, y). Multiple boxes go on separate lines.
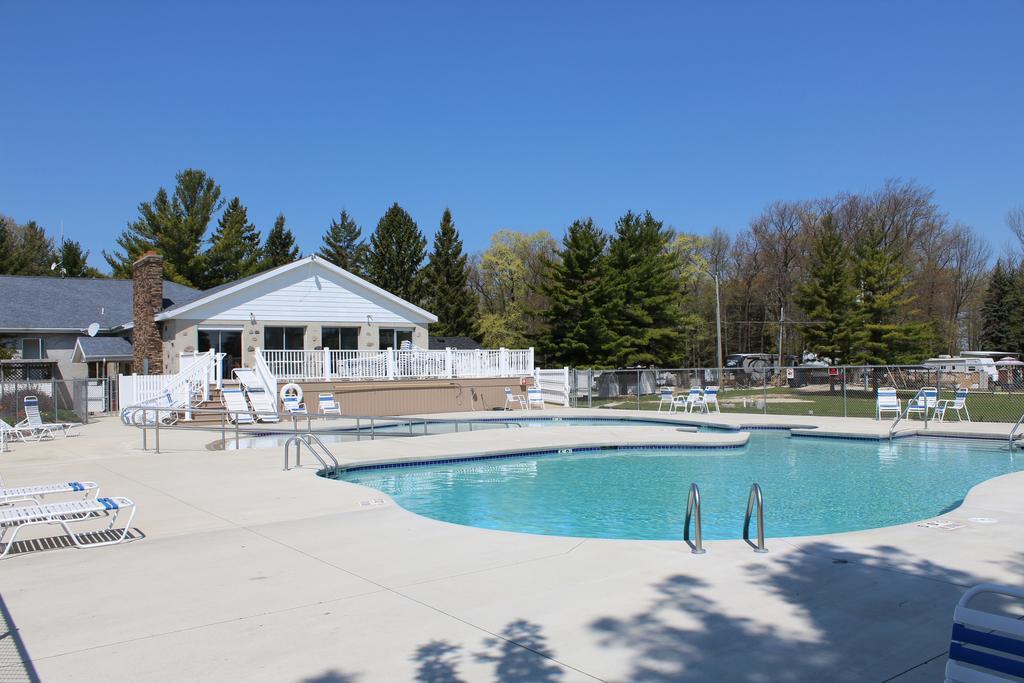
top-left (1, 411), bottom-right (1023, 681)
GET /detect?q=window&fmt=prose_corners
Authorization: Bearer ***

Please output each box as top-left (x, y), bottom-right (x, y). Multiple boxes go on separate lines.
top-left (322, 327), bottom-right (359, 351)
top-left (264, 326), bottom-right (305, 351)
top-left (378, 328), bottom-right (413, 350)
top-left (21, 338), bottom-right (43, 360)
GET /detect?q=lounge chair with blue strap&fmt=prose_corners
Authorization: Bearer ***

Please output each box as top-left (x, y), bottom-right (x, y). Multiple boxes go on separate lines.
top-left (906, 387), bottom-right (938, 420)
top-left (0, 495), bottom-right (136, 558)
top-left (656, 387), bottom-right (674, 413)
top-left (703, 386), bottom-right (721, 413)
top-left (672, 387), bottom-right (704, 414)
top-left (1, 473), bottom-right (99, 506)
top-left (221, 388), bottom-right (255, 424)
top-left (876, 387), bottom-right (901, 420)
top-left (946, 583), bottom-right (1024, 681)
top-left (527, 387), bottom-right (545, 410)
top-left (935, 388), bottom-right (971, 423)
top-left (17, 396), bottom-right (80, 440)
top-left (283, 395), bottom-right (307, 415)
top-left (318, 393), bottom-right (342, 416)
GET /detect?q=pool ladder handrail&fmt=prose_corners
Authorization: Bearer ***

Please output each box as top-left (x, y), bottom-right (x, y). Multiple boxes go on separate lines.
top-left (743, 483), bottom-right (768, 553)
top-left (1010, 410), bottom-right (1024, 451)
top-left (683, 482), bottom-right (706, 554)
top-left (283, 433), bottom-right (340, 472)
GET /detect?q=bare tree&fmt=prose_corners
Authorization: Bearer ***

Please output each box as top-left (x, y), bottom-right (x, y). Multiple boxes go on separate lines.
top-left (1008, 206), bottom-right (1024, 251)
top-left (946, 224), bottom-right (992, 353)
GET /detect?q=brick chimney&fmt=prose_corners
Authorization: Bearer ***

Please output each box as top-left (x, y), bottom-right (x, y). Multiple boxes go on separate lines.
top-left (132, 251), bottom-right (164, 374)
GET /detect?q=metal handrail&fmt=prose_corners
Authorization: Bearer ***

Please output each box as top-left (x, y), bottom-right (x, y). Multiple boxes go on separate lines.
top-left (743, 483), bottom-right (767, 553)
top-left (122, 403), bottom-right (529, 453)
top-left (1009, 411), bottom-right (1024, 451)
top-left (683, 482), bottom-right (706, 554)
top-left (283, 433), bottom-right (340, 472)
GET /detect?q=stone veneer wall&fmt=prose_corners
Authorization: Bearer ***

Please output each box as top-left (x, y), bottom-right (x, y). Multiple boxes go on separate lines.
top-left (132, 252), bottom-right (164, 374)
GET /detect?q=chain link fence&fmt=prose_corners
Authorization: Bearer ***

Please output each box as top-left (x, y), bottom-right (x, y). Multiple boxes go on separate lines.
top-left (0, 378), bottom-right (118, 426)
top-left (570, 365), bottom-right (1024, 423)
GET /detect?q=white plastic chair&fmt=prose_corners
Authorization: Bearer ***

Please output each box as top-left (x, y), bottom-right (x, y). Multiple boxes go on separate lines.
top-left (0, 419), bottom-right (29, 444)
top-left (673, 387), bottom-right (705, 414)
top-left (221, 388), bottom-right (255, 424)
top-left (906, 387), bottom-right (938, 420)
top-left (245, 388), bottom-right (280, 423)
top-left (1, 474), bottom-right (99, 506)
top-left (527, 387), bottom-right (545, 410)
top-left (703, 386), bottom-right (720, 413)
top-left (318, 393), bottom-right (342, 416)
top-left (283, 395), bottom-right (307, 415)
top-left (876, 387), bottom-right (901, 420)
top-left (504, 387), bottom-right (527, 410)
top-left (935, 389), bottom-right (970, 423)
top-left (945, 583), bottom-right (1024, 681)
top-left (0, 495), bottom-right (136, 559)
top-left (656, 388), bottom-right (674, 413)
top-left (18, 396), bottom-right (80, 439)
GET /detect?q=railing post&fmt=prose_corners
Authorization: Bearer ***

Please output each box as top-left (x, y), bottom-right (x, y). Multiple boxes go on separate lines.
top-left (323, 347), bottom-right (331, 381)
top-left (445, 348), bottom-right (453, 378)
top-left (842, 366), bottom-right (847, 418)
top-left (387, 348), bottom-right (396, 379)
top-left (528, 347), bottom-right (535, 375)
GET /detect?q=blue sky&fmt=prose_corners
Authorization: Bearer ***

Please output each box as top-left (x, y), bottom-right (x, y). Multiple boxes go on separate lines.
top-left (2, 1), bottom-right (1022, 269)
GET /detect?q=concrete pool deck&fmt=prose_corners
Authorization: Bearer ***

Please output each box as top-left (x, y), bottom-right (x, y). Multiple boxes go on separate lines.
top-left (2, 409), bottom-right (1023, 681)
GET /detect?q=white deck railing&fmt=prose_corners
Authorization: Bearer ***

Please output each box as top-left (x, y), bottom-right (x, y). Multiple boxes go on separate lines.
top-left (258, 347), bottom-right (535, 382)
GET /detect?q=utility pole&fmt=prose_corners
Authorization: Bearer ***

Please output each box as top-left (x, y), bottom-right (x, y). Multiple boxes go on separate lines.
top-left (777, 305), bottom-right (785, 369)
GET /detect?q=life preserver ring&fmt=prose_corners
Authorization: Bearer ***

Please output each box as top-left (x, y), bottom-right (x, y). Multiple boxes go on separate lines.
top-left (280, 383), bottom-right (303, 403)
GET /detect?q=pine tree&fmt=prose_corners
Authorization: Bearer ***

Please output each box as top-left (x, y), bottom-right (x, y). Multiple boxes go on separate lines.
top-left (14, 221), bottom-right (56, 275)
top-left (318, 210), bottom-right (368, 275)
top-left (794, 214), bottom-right (864, 364)
top-left (607, 211), bottom-right (680, 366)
top-left (205, 197), bottom-right (263, 287)
top-left (57, 240), bottom-right (103, 278)
top-left (540, 219), bottom-right (618, 366)
top-left (103, 169), bottom-right (223, 285)
top-left (979, 261), bottom-right (1017, 352)
top-left (366, 203), bottom-right (426, 303)
top-left (422, 208), bottom-right (477, 337)
top-left (853, 224), bottom-right (933, 364)
top-left (261, 214), bottom-right (300, 269)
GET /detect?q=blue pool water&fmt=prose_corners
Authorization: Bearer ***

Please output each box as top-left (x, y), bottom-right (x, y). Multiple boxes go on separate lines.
top-left (338, 433), bottom-right (1024, 540)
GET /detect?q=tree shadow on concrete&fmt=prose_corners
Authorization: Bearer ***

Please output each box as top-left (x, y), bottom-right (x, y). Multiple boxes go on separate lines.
top-left (299, 670), bottom-right (361, 683)
top-left (590, 542), bottom-right (988, 682)
top-left (410, 619), bottom-right (564, 682)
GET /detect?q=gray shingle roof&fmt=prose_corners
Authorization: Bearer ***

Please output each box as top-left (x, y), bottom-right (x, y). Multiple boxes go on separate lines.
top-left (0, 275), bottom-right (202, 331)
top-left (74, 336), bottom-right (134, 360)
top-left (428, 336), bottom-right (482, 350)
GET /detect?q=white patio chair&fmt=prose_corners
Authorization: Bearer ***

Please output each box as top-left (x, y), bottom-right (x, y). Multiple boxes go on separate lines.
top-left (945, 583), bottom-right (1024, 681)
top-left (318, 393), bottom-right (342, 416)
top-left (527, 387), bottom-right (545, 410)
top-left (703, 386), bottom-right (721, 413)
top-left (1, 474), bottom-right (99, 506)
top-left (283, 395), bottom-right (307, 415)
top-left (246, 388), bottom-right (280, 423)
top-left (906, 387), bottom-right (938, 420)
top-left (17, 396), bottom-right (80, 439)
top-left (935, 388), bottom-right (971, 423)
top-left (0, 495), bottom-right (136, 559)
top-left (656, 387), bottom-right (674, 413)
top-left (0, 419), bottom-right (29, 444)
top-left (504, 387), bottom-right (527, 410)
top-left (876, 387), bottom-right (901, 420)
top-left (221, 388), bottom-right (255, 424)
top-left (673, 387), bottom-right (705, 414)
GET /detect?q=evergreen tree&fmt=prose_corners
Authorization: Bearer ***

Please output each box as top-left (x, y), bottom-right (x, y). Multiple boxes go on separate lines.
top-left (318, 210), bottom-right (368, 275)
top-left (261, 214), bottom-right (301, 269)
top-left (205, 197), bottom-right (263, 286)
top-left (852, 224), bottom-right (933, 364)
top-left (540, 219), bottom-right (618, 366)
top-left (978, 260), bottom-right (1017, 352)
top-left (57, 240), bottom-right (104, 278)
top-left (607, 211), bottom-right (679, 366)
top-left (423, 208), bottom-right (477, 337)
top-left (104, 169), bottom-right (223, 285)
top-left (794, 214), bottom-right (864, 364)
top-left (14, 221), bottom-right (56, 275)
top-left (366, 203), bottom-right (426, 303)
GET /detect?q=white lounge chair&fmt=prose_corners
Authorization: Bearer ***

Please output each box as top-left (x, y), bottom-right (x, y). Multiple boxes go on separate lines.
top-left (246, 388), bottom-right (280, 423)
top-left (906, 387), bottom-right (938, 420)
top-left (876, 387), bottom-right (901, 420)
top-left (703, 386), bottom-right (721, 413)
top-left (945, 583), bottom-right (1024, 682)
top-left (1, 474), bottom-right (99, 506)
top-left (18, 396), bottom-right (80, 440)
top-left (673, 388), bottom-right (704, 414)
top-left (221, 388), bottom-right (255, 424)
top-left (656, 388), bottom-right (674, 413)
top-left (283, 395), bottom-right (307, 415)
top-left (504, 387), bottom-right (527, 410)
top-left (318, 393), bottom-right (342, 416)
top-left (0, 419), bottom-right (29, 444)
top-left (527, 387), bottom-right (545, 410)
top-left (0, 495), bottom-right (136, 559)
top-left (935, 388), bottom-right (971, 423)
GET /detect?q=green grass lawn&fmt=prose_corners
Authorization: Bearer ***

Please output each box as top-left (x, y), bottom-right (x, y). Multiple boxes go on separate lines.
top-left (582, 388), bottom-right (1024, 423)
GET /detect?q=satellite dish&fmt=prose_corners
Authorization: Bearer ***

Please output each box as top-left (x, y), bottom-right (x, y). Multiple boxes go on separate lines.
top-left (87, 322), bottom-right (100, 337)
top-left (50, 262), bottom-right (59, 271)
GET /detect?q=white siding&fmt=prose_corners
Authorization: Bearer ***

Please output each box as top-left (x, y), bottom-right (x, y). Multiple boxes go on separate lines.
top-left (180, 266), bottom-right (431, 325)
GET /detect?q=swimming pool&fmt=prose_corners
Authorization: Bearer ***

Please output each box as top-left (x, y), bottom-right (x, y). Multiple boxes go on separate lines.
top-left (227, 415), bottom-right (698, 449)
top-left (338, 432), bottom-right (1024, 540)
